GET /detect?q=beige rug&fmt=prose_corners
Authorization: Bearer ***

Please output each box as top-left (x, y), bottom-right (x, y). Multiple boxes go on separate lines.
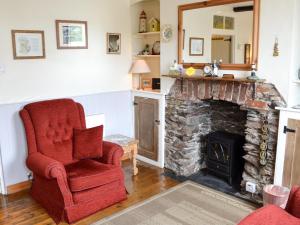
top-left (93, 181), bottom-right (256, 225)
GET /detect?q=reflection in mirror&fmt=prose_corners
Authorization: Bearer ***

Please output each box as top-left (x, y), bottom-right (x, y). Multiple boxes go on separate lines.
top-left (182, 1), bottom-right (253, 65)
top-left (212, 35), bottom-right (233, 64)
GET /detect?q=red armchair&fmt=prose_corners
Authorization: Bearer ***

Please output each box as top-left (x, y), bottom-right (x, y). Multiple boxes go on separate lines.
top-left (20, 99), bottom-right (127, 224)
top-left (239, 186), bottom-right (300, 225)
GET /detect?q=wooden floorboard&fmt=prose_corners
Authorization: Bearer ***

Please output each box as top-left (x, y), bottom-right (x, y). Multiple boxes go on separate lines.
top-left (0, 160), bottom-right (178, 225)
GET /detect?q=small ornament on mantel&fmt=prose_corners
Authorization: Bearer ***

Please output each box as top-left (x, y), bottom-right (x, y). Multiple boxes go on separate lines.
top-left (247, 64), bottom-right (260, 80)
top-left (273, 37), bottom-right (279, 57)
top-left (139, 10), bottom-right (147, 33)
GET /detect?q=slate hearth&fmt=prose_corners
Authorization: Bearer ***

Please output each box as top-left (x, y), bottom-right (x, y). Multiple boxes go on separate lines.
top-left (165, 78), bottom-right (286, 202)
top-left (164, 169), bottom-right (261, 205)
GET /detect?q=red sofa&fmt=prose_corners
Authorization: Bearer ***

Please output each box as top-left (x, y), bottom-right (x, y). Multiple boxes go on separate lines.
top-left (20, 99), bottom-right (127, 224)
top-left (239, 186), bottom-right (300, 225)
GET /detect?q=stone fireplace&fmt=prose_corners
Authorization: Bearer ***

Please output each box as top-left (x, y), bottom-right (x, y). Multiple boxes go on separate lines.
top-left (165, 78), bottom-right (286, 202)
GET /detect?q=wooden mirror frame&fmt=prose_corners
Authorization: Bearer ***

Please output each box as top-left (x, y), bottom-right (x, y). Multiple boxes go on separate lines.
top-left (178, 0), bottom-right (260, 71)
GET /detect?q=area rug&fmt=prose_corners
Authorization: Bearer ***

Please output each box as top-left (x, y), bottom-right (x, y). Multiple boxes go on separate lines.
top-left (93, 181), bottom-right (256, 225)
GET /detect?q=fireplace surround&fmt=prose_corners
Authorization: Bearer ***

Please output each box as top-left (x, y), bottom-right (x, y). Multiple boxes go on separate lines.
top-left (165, 78), bottom-right (286, 202)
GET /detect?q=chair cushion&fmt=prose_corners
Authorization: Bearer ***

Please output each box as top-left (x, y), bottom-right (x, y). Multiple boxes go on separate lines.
top-left (73, 126), bottom-right (103, 160)
top-left (65, 159), bottom-right (123, 192)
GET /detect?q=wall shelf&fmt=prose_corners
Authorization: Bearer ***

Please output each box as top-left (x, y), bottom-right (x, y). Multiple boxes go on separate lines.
top-left (135, 55), bottom-right (160, 58)
top-left (134, 31), bottom-right (160, 38)
top-left (131, 0), bottom-right (160, 6)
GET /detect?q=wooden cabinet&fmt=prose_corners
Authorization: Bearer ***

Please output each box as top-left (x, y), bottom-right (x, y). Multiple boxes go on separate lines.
top-left (134, 96), bottom-right (159, 161)
top-left (283, 119), bottom-right (300, 187)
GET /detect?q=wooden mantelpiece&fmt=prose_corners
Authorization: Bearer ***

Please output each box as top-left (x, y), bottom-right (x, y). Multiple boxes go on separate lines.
top-left (162, 74), bottom-right (266, 84)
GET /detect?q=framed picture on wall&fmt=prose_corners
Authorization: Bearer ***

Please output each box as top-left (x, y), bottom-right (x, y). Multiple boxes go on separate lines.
top-left (244, 44), bottom-right (251, 64)
top-left (225, 17), bottom-right (235, 30)
top-left (11, 30), bottom-right (45, 60)
top-left (213, 15), bottom-right (224, 29)
top-left (141, 78), bottom-right (152, 90)
top-left (107, 33), bottom-right (121, 54)
top-left (56, 20), bottom-right (88, 49)
top-left (189, 37), bottom-right (204, 56)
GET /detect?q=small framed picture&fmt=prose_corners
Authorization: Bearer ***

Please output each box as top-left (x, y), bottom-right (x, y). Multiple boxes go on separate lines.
top-left (107, 33), bottom-right (121, 54)
top-left (244, 44), bottom-right (251, 64)
top-left (213, 15), bottom-right (224, 29)
top-left (141, 78), bottom-right (152, 90)
top-left (11, 30), bottom-right (45, 60)
top-left (189, 37), bottom-right (204, 56)
top-left (56, 20), bottom-right (88, 49)
top-left (225, 17), bottom-right (235, 30)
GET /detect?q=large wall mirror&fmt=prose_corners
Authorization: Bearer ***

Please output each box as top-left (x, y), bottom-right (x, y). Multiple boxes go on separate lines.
top-left (178, 0), bottom-right (260, 71)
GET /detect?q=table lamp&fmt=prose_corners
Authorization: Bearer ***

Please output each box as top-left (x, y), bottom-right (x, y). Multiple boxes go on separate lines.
top-left (129, 59), bottom-right (151, 90)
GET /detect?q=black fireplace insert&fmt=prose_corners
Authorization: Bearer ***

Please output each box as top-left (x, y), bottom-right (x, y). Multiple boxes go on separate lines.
top-left (206, 131), bottom-right (245, 189)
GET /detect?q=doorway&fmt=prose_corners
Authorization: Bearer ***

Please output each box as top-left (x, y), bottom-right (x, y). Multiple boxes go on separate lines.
top-left (211, 35), bottom-right (233, 64)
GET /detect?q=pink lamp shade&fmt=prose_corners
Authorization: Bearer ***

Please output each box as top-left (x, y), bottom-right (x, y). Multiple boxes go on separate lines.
top-left (129, 59), bottom-right (151, 74)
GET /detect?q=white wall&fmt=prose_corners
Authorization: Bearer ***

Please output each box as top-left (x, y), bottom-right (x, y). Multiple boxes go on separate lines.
top-left (0, 0), bottom-right (132, 104)
top-left (160, 0), bottom-right (299, 103)
top-left (258, 0), bottom-right (297, 104)
top-left (288, 0), bottom-right (300, 107)
top-left (0, 0), bottom-right (135, 192)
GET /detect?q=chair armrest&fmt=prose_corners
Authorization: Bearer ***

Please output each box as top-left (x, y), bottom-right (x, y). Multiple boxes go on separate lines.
top-left (238, 205), bottom-right (300, 225)
top-left (286, 186), bottom-right (300, 218)
top-left (26, 153), bottom-right (66, 179)
top-left (99, 141), bottom-right (124, 166)
top-left (27, 153), bottom-right (73, 207)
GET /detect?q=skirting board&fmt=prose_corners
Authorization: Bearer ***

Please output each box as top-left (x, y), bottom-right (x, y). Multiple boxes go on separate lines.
top-left (137, 155), bottom-right (164, 168)
top-left (7, 180), bottom-right (31, 195)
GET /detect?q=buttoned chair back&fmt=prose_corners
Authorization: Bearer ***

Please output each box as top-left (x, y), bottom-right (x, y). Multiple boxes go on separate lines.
top-left (20, 99), bottom-right (86, 164)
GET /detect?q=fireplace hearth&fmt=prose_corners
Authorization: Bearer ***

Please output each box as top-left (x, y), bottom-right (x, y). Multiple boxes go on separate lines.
top-left (165, 78), bottom-right (286, 203)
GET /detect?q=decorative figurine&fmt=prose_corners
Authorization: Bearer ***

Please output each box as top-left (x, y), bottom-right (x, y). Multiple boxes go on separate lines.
top-left (212, 60), bottom-right (222, 77)
top-left (139, 10), bottom-right (147, 33)
top-left (148, 18), bottom-right (160, 32)
top-left (273, 37), bottom-right (279, 57)
top-left (169, 60), bottom-right (182, 76)
top-left (169, 60), bottom-right (179, 75)
top-left (152, 41), bottom-right (160, 55)
top-left (140, 44), bottom-right (150, 55)
top-left (247, 64), bottom-right (260, 80)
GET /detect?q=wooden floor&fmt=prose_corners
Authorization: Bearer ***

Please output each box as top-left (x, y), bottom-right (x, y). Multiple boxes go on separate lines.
top-left (0, 161), bottom-right (178, 225)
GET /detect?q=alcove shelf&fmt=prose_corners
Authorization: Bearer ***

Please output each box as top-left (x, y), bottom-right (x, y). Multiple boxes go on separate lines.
top-left (130, 0), bottom-right (161, 89)
top-left (134, 55), bottom-right (160, 58)
top-left (134, 31), bottom-right (160, 38)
